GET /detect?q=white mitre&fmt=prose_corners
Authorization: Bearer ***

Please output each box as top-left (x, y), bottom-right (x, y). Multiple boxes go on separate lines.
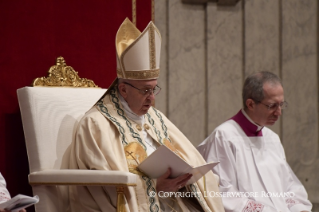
top-left (116, 17), bottom-right (161, 80)
top-left (106, 18), bottom-right (162, 94)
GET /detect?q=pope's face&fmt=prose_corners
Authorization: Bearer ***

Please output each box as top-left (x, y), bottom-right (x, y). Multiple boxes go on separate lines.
top-left (252, 82), bottom-right (284, 126)
top-left (120, 79), bottom-right (157, 116)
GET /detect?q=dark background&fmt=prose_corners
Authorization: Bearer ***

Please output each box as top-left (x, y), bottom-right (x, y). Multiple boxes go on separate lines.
top-left (0, 1), bottom-right (151, 211)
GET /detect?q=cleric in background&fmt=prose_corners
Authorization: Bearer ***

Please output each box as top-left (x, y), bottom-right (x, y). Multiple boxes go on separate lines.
top-left (197, 71), bottom-right (312, 212)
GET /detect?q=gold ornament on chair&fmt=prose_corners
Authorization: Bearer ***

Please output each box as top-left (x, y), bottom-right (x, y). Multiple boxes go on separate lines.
top-left (32, 56), bottom-right (99, 87)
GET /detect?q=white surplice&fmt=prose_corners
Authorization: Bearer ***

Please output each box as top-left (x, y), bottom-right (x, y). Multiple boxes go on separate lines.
top-left (197, 110), bottom-right (312, 212)
top-left (0, 173), bottom-right (11, 204)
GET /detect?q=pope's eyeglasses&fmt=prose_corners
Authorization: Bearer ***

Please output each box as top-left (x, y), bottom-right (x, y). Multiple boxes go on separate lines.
top-left (123, 82), bottom-right (161, 96)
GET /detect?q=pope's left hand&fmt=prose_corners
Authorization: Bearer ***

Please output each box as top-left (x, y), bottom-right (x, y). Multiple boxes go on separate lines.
top-left (156, 168), bottom-right (192, 193)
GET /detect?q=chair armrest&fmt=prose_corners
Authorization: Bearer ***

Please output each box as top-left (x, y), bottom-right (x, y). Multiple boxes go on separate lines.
top-left (29, 170), bottom-right (137, 186)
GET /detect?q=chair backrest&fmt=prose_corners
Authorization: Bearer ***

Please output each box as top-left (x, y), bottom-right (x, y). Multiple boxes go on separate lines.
top-left (17, 87), bottom-right (106, 173)
top-left (18, 87), bottom-right (107, 212)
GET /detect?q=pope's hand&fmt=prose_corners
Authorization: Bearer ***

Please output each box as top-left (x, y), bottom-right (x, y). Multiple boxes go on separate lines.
top-left (156, 168), bottom-right (192, 193)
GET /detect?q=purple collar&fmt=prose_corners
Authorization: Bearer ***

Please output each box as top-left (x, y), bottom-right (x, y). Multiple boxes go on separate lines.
top-left (231, 110), bottom-right (263, 137)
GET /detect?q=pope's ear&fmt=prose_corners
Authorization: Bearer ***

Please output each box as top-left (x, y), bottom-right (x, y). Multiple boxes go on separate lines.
top-left (118, 83), bottom-right (128, 98)
top-left (246, 99), bottom-right (255, 111)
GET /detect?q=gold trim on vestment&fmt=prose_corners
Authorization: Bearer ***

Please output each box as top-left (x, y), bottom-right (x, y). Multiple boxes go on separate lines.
top-left (125, 142), bottom-right (148, 176)
top-left (162, 138), bottom-right (185, 160)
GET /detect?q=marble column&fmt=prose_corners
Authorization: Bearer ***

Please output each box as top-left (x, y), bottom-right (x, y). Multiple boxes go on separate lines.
top-left (281, 0), bottom-right (319, 203)
top-left (168, 0), bottom-right (206, 146)
top-left (207, 2), bottom-right (243, 133)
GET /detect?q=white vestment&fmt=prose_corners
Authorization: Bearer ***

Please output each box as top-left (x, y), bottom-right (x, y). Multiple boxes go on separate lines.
top-left (68, 88), bottom-right (224, 212)
top-left (197, 110), bottom-right (312, 212)
top-left (0, 173), bottom-right (11, 204)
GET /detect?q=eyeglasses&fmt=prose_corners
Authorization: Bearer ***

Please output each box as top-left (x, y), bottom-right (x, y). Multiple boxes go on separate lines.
top-left (256, 101), bottom-right (288, 111)
top-left (123, 82), bottom-right (161, 96)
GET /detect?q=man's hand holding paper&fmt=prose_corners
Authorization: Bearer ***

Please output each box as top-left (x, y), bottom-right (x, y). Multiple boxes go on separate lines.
top-left (156, 168), bottom-right (192, 192)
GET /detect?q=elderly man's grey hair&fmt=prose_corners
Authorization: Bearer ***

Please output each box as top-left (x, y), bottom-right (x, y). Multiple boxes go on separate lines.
top-left (242, 71), bottom-right (282, 109)
top-left (117, 78), bottom-right (130, 87)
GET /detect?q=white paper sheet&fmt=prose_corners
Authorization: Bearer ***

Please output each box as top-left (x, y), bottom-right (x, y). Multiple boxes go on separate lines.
top-left (0, 194), bottom-right (39, 211)
top-left (137, 145), bottom-right (219, 185)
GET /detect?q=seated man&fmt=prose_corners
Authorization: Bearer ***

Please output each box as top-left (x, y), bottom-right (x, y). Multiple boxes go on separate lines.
top-left (0, 173), bottom-right (26, 212)
top-left (197, 71), bottom-right (312, 212)
top-left (68, 18), bottom-right (224, 212)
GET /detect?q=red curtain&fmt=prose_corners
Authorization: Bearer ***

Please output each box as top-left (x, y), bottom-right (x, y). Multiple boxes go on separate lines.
top-left (0, 1), bottom-right (151, 211)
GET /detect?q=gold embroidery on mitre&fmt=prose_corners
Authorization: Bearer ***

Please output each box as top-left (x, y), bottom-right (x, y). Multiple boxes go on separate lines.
top-left (124, 142), bottom-right (147, 175)
top-left (116, 18), bottom-right (140, 57)
top-left (116, 68), bottom-right (124, 78)
top-left (117, 69), bottom-right (159, 80)
top-left (116, 18), bottom-right (141, 79)
top-left (149, 23), bottom-right (156, 69)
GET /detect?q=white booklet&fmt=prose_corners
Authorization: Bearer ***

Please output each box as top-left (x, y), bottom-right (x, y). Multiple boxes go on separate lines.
top-left (0, 194), bottom-right (39, 212)
top-left (137, 145), bottom-right (219, 185)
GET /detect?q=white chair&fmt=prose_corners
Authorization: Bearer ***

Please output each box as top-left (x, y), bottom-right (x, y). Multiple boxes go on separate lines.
top-left (17, 57), bottom-right (136, 212)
